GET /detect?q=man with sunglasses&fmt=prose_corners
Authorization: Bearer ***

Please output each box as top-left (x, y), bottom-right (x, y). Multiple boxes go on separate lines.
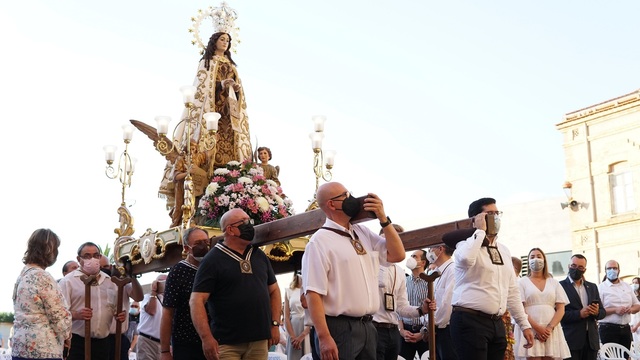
top-left (191, 208), bottom-right (281, 360)
top-left (302, 182), bottom-right (405, 360)
top-left (449, 197), bottom-right (534, 360)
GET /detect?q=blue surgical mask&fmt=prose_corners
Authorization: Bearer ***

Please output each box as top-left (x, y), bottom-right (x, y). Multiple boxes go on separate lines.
top-left (606, 269), bottom-right (619, 281)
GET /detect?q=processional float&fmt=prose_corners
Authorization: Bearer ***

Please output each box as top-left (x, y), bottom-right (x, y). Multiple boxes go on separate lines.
top-left (99, 3), bottom-right (472, 359)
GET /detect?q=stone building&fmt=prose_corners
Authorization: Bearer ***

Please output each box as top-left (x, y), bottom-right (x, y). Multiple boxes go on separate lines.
top-left (555, 89), bottom-right (640, 281)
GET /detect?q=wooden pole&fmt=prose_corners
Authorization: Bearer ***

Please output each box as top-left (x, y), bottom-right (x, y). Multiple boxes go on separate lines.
top-left (419, 271), bottom-right (440, 360)
top-left (111, 273), bottom-right (132, 360)
top-left (80, 274), bottom-right (97, 360)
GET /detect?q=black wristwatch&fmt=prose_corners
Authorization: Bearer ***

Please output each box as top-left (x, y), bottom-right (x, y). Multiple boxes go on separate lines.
top-left (272, 320), bottom-right (279, 327)
top-left (417, 307), bottom-right (424, 316)
top-left (380, 216), bottom-right (392, 228)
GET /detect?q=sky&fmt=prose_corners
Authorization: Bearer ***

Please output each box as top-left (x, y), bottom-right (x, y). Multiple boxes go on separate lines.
top-left (1, 1), bottom-right (640, 313)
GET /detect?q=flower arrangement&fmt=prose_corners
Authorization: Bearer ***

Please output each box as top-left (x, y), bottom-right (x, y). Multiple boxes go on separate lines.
top-left (197, 160), bottom-right (295, 227)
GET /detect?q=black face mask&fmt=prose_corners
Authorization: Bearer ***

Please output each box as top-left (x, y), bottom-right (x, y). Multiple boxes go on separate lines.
top-left (341, 196), bottom-right (361, 218)
top-left (568, 267), bottom-right (585, 281)
top-left (101, 267), bottom-right (112, 276)
top-left (191, 243), bottom-right (210, 258)
top-left (238, 222), bottom-right (255, 241)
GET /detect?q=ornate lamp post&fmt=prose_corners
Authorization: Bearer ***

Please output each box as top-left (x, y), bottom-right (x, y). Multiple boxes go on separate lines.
top-left (103, 124), bottom-right (137, 238)
top-left (307, 115), bottom-right (336, 211)
top-left (153, 85), bottom-right (220, 228)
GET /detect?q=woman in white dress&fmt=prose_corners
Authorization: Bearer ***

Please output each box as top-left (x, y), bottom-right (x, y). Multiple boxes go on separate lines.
top-left (630, 277), bottom-right (640, 346)
top-left (284, 271), bottom-right (310, 360)
top-left (514, 248), bottom-right (571, 360)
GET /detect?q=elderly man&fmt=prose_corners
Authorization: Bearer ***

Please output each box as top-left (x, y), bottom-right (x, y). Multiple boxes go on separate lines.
top-left (59, 243), bottom-right (135, 360)
top-left (597, 259), bottom-right (640, 351)
top-left (190, 208), bottom-right (281, 360)
top-left (449, 197), bottom-right (533, 360)
top-left (302, 182), bottom-right (405, 360)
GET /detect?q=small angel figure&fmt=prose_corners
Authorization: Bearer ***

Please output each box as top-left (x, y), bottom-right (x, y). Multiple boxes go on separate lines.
top-left (256, 146), bottom-right (280, 186)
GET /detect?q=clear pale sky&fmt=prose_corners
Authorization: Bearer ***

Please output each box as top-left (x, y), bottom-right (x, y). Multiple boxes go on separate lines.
top-left (1, 1), bottom-right (639, 313)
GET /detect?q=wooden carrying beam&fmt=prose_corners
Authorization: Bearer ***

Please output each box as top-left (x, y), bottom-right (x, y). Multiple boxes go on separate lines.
top-left (127, 196), bottom-right (472, 274)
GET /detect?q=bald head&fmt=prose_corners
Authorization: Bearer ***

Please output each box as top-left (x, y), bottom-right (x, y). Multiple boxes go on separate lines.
top-left (220, 208), bottom-right (248, 230)
top-left (100, 255), bottom-right (109, 268)
top-left (317, 182), bottom-right (347, 211)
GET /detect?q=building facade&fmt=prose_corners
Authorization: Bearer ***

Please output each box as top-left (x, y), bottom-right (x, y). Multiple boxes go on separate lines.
top-left (556, 89), bottom-right (640, 281)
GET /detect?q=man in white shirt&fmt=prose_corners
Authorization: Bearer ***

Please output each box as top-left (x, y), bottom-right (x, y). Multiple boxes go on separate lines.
top-left (137, 274), bottom-right (167, 360)
top-left (597, 259), bottom-right (640, 350)
top-left (449, 197), bottom-right (533, 360)
top-left (374, 224), bottom-right (431, 360)
top-left (59, 242), bottom-right (126, 360)
top-left (302, 182), bottom-right (405, 360)
top-left (426, 243), bottom-right (457, 360)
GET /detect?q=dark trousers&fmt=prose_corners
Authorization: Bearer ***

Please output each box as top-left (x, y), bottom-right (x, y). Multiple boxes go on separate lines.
top-left (399, 323), bottom-right (428, 360)
top-left (310, 326), bottom-right (320, 360)
top-left (599, 323), bottom-right (632, 351)
top-left (435, 326), bottom-right (458, 360)
top-left (567, 330), bottom-right (597, 360)
top-left (107, 333), bottom-right (130, 360)
top-left (172, 342), bottom-right (207, 360)
top-left (450, 311), bottom-right (506, 360)
top-left (69, 333), bottom-right (109, 360)
top-left (375, 326), bottom-right (401, 360)
top-left (316, 316), bottom-right (377, 360)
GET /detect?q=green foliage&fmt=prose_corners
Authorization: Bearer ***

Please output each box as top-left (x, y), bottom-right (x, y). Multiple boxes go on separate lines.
top-left (0, 312), bottom-right (14, 323)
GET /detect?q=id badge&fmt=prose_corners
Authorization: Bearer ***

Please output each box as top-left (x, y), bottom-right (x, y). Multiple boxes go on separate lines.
top-left (384, 293), bottom-right (395, 311)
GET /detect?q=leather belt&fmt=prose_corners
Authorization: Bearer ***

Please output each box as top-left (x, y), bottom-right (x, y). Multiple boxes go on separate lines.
top-left (139, 332), bottom-right (160, 343)
top-left (452, 306), bottom-right (501, 321)
top-left (373, 321), bottom-right (397, 329)
top-left (331, 314), bottom-right (373, 322)
top-left (599, 323), bottom-right (630, 329)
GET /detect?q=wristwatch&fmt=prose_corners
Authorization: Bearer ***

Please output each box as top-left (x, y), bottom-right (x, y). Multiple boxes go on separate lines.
top-left (380, 216), bottom-right (392, 228)
top-left (272, 320), bottom-right (279, 327)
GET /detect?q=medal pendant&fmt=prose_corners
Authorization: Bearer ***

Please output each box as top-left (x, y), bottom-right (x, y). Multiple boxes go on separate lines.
top-left (240, 260), bottom-right (253, 274)
top-left (351, 240), bottom-right (367, 255)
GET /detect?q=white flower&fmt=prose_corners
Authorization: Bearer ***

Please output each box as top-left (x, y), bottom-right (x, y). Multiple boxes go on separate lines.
top-left (227, 161), bottom-right (241, 166)
top-left (205, 183), bottom-right (219, 196)
top-left (238, 176), bottom-right (253, 185)
top-left (273, 195), bottom-right (284, 206)
top-left (248, 167), bottom-right (262, 176)
top-left (256, 197), bottom-right (270, 212)
top-left (265, 179), bottom-right (278, 187)
top-left (214, 168), bottom-right (230, 175)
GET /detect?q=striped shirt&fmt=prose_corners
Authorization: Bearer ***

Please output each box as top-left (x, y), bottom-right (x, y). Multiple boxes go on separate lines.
top-left (401, 274), bottom-right (428, 326)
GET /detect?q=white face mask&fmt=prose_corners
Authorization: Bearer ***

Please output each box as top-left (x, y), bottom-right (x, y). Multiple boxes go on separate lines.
top-left (82, 258), bottom-right (101, 275)
top-left (406, 257), bottom-right (417, 270)
top-left (528, 258), bottom-right (544, 272)
top-left (426, 250), bottom-right (438, 264)
top-left (633, 284), bottom-right (639, 292)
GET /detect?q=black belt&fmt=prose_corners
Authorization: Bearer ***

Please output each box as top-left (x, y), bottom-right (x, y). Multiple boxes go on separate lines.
top-left (403, 323), bottom-right (423, 332)
top-left (452, 306), bottom-right (501, 321)
top-left (373, 321), bottom-right (397, 329)
top-left (139, 332), bottom-right (160, 343)
top-left (599, 323), bottom-right (630, 329)
top-left (330, 314), bottom-right (373, 322)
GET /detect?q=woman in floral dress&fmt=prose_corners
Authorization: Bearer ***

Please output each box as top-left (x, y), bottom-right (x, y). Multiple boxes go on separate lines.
top-left (12, 228), bottom-right (72, 360)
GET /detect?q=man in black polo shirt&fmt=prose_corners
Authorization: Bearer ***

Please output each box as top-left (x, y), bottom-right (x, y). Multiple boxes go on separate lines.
top-left (190, 208), bottom-right (281, 360)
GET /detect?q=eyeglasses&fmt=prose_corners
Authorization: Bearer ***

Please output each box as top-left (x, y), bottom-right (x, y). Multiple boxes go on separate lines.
top-left (80, 253), bottom-right (102, 260)
top-left (569, 264), bottom-right (586, 272)
top-left (229, 218), bottom-right (254, 228)
top-left (485, 211), bottom-right (503, 216)
top-left (330, 191), bottom-right (351, 201)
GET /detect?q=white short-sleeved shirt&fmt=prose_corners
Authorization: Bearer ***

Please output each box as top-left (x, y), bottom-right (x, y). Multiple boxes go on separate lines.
top-left (302, 219), bottom-right (388, 317)
top-left (599, 279), bottom-right (640, 325)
